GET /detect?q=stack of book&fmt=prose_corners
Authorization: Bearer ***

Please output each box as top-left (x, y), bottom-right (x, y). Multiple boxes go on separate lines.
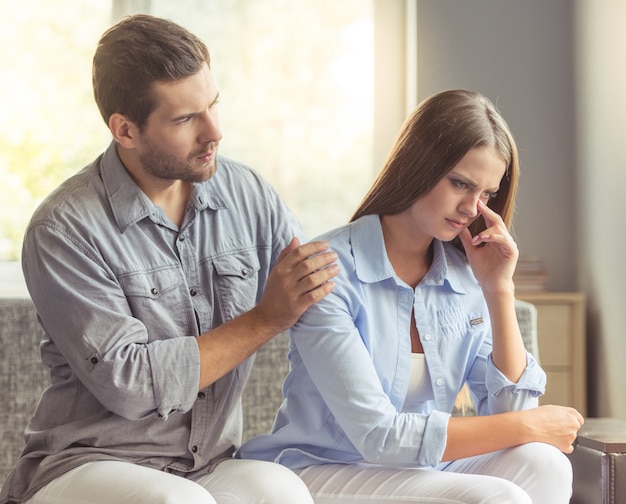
top-left (514, 256), bottom-right (548, 292)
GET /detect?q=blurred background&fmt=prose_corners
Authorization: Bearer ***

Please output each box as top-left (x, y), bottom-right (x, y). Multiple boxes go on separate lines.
top-left (1, 0), bottom-right (624, 420)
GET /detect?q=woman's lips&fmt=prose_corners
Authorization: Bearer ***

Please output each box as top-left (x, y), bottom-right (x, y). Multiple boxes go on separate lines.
top-left (445, 218), bottom-right (467, 230)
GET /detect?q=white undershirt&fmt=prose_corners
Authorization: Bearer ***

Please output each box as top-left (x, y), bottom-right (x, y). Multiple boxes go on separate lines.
top-left (402, 353), bottom-right (434, 412)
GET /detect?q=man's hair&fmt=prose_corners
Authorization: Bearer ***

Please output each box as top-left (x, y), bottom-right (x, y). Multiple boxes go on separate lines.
top-left (92, 14), bottom-right (210, 130)
top-left (351, 89), bottom-right (519, 240)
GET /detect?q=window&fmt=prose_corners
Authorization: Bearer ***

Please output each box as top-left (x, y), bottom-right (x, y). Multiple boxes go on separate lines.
top-left (0, 0), bottom-right (414, 295)
top-left (0, 0), bottom-right (112, 261)
top-left (133, 0), bottom-right (376, 238)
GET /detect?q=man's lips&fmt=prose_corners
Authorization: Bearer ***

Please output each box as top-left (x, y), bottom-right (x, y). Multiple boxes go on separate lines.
top-left (195, 150), bottom-right (215, 162)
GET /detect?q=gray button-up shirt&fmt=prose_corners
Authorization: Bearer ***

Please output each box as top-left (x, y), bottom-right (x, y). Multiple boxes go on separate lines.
top-left (1, 142), bottom-right (303, 503)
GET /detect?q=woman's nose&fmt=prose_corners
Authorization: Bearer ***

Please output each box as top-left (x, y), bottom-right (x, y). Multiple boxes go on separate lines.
top-left (458, 194), bottom-right (480, 217)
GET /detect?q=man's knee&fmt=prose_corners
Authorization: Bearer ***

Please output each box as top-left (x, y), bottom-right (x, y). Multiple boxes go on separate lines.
top-left (152, 484), bottom-right (216, 504)
top-left (206, 459), bottom-right (313, 504)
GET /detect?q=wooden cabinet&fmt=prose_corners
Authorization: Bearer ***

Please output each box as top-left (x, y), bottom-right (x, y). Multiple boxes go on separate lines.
top-left (516, 292), bottom-right (587, 415)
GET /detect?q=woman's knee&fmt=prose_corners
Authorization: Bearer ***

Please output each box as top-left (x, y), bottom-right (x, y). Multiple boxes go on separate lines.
top-left (506, 442), bottom-right (573, 503)
top-left (478, 479), bottom-right (532, 504)
top-left (515, 442), bottom-right (572, 482)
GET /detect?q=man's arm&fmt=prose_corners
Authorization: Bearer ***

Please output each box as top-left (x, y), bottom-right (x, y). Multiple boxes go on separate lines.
top-left (196, 237), bottom-right (338, 389)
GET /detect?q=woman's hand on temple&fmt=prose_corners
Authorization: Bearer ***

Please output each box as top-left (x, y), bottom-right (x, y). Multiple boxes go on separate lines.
top-left (459, 200), bottom-right (519, 295)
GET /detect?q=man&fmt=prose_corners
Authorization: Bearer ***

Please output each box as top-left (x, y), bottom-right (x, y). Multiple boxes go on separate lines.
top-left (0, 14), bottom-right (338, 504)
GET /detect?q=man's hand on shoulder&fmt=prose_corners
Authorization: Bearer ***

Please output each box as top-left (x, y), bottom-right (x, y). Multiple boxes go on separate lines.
top-left (254, 237), bottom-right (339, 334)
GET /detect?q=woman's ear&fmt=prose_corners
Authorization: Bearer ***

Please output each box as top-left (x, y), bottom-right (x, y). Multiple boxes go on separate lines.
top-left (108, 113), bottom-right (139, 149)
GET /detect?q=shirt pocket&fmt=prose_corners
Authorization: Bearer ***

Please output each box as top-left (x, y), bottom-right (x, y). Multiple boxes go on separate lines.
top-left (118, 266), bottom-right (190, 339)
top-left (435, 305), bottom-right (487, 342)
top-left (213, 251), bottom-right (261, 320)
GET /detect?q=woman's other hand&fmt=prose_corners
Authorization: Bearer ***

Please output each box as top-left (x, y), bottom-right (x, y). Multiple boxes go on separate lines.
top-left (522, 404), bottom-right (585, 454)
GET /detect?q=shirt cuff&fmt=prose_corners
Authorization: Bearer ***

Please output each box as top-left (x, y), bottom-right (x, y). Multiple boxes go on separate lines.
top-left (418, 409), bottom-right (450, 467)
top-left (148, 335), bottom-right (201, 419)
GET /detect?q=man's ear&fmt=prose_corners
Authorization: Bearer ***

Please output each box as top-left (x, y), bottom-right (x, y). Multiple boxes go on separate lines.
top-left (108, 113), bottom-right (140, 149)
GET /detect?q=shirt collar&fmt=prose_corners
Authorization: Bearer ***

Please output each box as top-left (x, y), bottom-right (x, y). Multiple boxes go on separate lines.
top-left (351, 214), bottom-right (466, 294)
top-left (101, 142), bottom-right (226, 233)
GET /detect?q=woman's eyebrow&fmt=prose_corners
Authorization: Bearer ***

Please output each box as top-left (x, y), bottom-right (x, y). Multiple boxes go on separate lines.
top-left (450, 172), bottom-right (499, 193)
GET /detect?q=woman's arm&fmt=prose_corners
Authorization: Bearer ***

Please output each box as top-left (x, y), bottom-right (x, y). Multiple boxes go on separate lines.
top-left (443, 404), bottom-right (584, 461)
top-left (482, 289), bottom-right (527, 382)
top-left (459, 200), bottom-right (527, 382)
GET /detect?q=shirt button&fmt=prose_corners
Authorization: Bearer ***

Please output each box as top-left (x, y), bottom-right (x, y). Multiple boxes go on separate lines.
top-left (197, 392), bottom-right (206, 399)
top-left (191, 445), bottom-right (198, 453)
top-left (190, 288), bottom-right (197, 296)
top-left (178, 235), bottom-right (185, 242)
top-left (241, 268), bottom-right (248, 277)
top-left (90, 357), bottom-right (98, 364)
top-left (151, 287), bottom-right (158, 295)
top-left (436, 378), bottom-right (444, 386)
top-left (424, 334), bottom-right (432, 341)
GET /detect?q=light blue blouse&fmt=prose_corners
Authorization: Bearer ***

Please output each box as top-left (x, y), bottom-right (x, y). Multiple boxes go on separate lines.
top-left (238, 214), bottom-right (546, 469)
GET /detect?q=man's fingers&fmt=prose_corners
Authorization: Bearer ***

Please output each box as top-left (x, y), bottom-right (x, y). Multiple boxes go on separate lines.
top-left (294, 240), bottom-right (333, 260)
top-left (276, 237), bottom-right (301, 264)
top-left (279, 239), bottom-right (332, 268)
top-left (300, 263), bottom-right (340, 293)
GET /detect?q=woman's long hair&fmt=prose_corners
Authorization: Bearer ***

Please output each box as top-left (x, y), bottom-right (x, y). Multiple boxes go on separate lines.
top-left (351, 89), bottom-right (519, 243)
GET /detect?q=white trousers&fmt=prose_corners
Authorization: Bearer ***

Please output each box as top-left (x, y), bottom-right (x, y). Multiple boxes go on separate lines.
top-left (296, 443), bottom-right (572, 504)
top-left (26, 458), bottom-right (314, 504)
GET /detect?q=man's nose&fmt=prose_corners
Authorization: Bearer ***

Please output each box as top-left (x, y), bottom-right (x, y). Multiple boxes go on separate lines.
top-left (198, 110), bottom-right (223, 144)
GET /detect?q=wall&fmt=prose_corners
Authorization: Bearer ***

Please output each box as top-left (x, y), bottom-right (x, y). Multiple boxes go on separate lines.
top-left (416, 0), bottom-right (626, 419)
top-left (575, 0), bottom-right (626, 419)
top-left (416, 0), bottom-right (576, 293)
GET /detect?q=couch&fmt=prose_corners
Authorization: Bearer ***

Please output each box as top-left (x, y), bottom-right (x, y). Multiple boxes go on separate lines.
top-left (0, 296), bottom-right (539, 488)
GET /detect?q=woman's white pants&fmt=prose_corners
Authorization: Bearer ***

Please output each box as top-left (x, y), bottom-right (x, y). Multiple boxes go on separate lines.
top-left (296, 442), bottom-right (572, 504)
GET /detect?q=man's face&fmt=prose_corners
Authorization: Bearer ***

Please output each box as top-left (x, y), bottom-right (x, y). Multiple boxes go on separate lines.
top-left (135, 63), bottom-right (222, 183)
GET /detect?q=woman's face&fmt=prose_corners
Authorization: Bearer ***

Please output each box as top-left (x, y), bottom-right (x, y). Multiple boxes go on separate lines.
top-left (408, 147), bottom-right (506, 242)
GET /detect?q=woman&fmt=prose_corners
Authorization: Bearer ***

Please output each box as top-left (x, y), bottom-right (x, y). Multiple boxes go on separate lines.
top-left (238, 90), bottom-right (583, 503)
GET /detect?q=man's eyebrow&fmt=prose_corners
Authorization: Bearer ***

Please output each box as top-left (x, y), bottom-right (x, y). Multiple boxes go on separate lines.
top-left (171, 93), bottom-right (220, 123)
top-left (171, 111), bottom-right (196, 122)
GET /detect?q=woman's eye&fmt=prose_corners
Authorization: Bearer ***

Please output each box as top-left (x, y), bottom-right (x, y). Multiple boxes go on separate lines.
top-left (452, 179), bottom-right (467, 190)
top-left (482, 191), bottom-right (498, 200)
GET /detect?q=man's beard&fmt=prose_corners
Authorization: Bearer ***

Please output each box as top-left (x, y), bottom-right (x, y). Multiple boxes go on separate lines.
top-left (138, 136), bottom-right (218, 183)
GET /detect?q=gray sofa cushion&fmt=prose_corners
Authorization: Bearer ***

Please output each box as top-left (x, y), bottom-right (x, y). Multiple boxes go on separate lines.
top-left (0, 298), bottom-right (47, 485)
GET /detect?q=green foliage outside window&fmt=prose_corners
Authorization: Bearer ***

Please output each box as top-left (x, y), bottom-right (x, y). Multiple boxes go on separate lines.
top-left (0, 0), bottom-right (374, 261)
top-left (0, 0), bottom-right (112, 259)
